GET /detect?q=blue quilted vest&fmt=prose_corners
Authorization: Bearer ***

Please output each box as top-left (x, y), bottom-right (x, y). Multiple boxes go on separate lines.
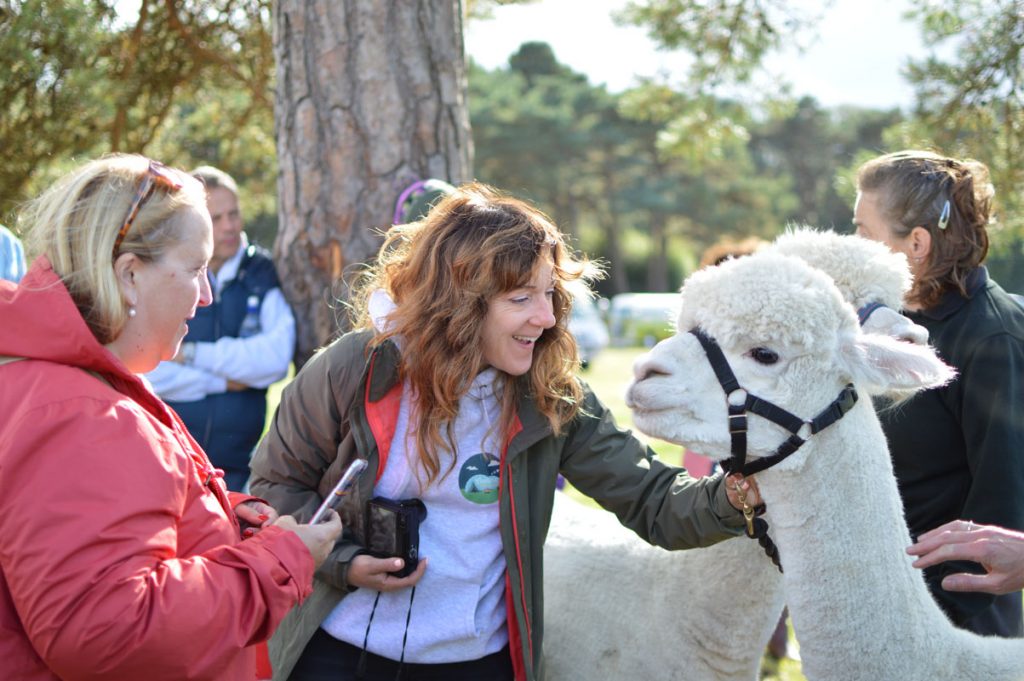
top-left (168, 245), bottom-right (280, 479)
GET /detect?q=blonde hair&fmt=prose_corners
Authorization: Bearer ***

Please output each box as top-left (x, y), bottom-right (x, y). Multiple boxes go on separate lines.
top-left (19, 153), bottom-right (206, 344)
top-left (857, 150), bottom-right (995, 309)
top-left (351, 182), bottom-right (601, 485)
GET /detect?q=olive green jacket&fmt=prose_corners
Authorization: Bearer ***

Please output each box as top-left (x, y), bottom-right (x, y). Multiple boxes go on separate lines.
top-left (250, 330), bottom-right (744, 681)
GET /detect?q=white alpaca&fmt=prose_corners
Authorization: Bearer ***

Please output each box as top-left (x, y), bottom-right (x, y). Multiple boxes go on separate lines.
top-left (544, 494), bottom-right (784, 681)
top-left (544, 229), bottom-right (929, 680)
top-left (626, 251), bottom-right (1024, 680)
top-left (769, 227), bottom-right (927, 344)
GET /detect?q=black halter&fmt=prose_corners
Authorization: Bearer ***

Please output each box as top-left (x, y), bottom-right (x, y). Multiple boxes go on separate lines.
top-left (689, 327), bottom-right (859, 572)
top-left (690, 328), bottom-right (858, 477)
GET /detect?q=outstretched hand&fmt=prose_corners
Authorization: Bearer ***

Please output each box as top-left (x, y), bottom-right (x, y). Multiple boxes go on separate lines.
top-left (906, 519), bottom-right (1024, 595)
top-left (348, 554), bottom-right (428, 592)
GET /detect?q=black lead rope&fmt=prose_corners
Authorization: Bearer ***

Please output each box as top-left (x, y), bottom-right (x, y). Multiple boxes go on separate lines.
top-left (690, 328), bottom-right (859, 573)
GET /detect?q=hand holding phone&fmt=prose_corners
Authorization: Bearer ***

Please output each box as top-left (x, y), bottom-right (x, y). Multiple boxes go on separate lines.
top-left (274, 514), bottom-right (342, 568)
top-left (309, 459), bottom-right (368, 524)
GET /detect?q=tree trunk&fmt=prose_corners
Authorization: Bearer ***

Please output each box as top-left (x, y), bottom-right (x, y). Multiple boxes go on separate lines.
top-left (646, 210), bottom-right (669, 292)
top-left (599, 161), bottom-right (629, 294)
top-left (274, 0), bottom-right (473, 366)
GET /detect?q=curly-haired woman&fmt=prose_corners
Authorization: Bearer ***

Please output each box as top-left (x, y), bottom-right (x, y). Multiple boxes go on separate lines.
top-left (251, 182), bottom-right (759, 680)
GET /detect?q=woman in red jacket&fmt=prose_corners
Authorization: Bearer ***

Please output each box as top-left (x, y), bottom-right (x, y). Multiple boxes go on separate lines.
top-left (0, 154), bottom-right (342, 681)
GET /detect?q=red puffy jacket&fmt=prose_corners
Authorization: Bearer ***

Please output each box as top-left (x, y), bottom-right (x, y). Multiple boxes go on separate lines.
top-left (0, 258), bottom-right (313, 680)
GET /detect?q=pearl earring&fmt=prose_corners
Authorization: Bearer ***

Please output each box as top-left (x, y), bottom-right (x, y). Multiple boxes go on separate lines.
top-left (128, 307), bottom-right (137, 318)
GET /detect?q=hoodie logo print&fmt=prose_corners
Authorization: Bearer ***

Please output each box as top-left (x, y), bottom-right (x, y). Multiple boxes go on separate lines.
top-left (459, 452), bottom-right (500, 504)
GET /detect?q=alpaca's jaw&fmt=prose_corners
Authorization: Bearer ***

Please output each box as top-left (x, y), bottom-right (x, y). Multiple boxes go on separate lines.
top-left (629, 410), bottom-right (729, 458)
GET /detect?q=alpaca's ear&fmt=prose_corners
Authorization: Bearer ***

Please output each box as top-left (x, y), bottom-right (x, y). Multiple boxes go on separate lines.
top-left (839, 332), bottom-right (956, 395)
top-left (859, 306), bottom-right (929, 345)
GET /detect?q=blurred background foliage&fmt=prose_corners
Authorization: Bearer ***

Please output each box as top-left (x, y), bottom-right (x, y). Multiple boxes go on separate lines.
top-left (2, 0), bottom-right (1022, 295)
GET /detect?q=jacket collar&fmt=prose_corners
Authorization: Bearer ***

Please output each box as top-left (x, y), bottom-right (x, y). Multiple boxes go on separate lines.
top-left (915, 266), bottom-right (988, 321)
top-left (0, 256), bottom-right (176, 424)
top-left (508, 391), bottom-right (552, 454)
top-left (367, 338), bottom-right (402, 402)
top-left (2, 256), bottom-right (124, 374)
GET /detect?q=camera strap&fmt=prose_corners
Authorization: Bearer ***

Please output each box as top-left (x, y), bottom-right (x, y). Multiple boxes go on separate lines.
top-left (356, 586), bottom-right (417, 681)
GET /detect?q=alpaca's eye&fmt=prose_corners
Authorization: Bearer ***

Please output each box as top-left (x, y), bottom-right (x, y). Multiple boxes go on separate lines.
top-left (749, 347), bottom-right (779, 365)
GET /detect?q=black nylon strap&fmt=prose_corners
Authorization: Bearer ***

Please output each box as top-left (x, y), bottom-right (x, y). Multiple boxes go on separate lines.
top-left (738, 434), bottom-right (804, 476)
top-left (692, 328), bottom-right (743, 394)
top-left (733, 385), bottom-right (858, 476)
top-left (746, 394), bottom-right (805, 433)
top-left (810, 384), bottom-right (858, 434)
top-left (687, 327), bottom-right (860, 575)
top-left (690, 327), bottom-right (859, 478)
top-left (692, 328), bottom-right (751, 471)
top-left (857, 301), bottom-right (886, 325)
top-left (728, 404), bottom-right (747, 469)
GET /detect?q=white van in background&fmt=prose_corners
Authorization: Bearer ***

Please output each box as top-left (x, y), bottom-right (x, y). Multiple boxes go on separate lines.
top-left (567, 282), bottom-right (609, 369)
top-left (606, 292), bottom-right (681, 347)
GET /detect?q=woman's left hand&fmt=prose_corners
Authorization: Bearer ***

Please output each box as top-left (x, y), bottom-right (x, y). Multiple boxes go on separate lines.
top-left (725, 473), bottom-right (762, 511)
top-left (235, 500), bottom-right (279, 539)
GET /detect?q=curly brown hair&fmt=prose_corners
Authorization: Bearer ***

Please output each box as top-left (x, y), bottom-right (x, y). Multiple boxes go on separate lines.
top-left (350, 183), bottom-right (601, 485)
top-left (698, 236), bottom-right (766, 269)
top-left (856, 150), bottom-right (995, 309)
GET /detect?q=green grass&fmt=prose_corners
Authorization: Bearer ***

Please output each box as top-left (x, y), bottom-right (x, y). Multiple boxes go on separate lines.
top-left (264, 347), bottom-right (806, 680)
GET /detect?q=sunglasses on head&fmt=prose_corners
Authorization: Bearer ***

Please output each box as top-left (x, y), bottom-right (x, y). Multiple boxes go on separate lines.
top-left (112, 160), bottom-right (183, 258)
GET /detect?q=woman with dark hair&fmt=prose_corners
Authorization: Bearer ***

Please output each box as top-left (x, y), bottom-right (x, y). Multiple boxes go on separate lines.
top-left (250, 182), bottom-right (758, 680)
top-left (854, 150), bottom-right (1024, 637)
top-left (0, 154), bottom-right (342, 680)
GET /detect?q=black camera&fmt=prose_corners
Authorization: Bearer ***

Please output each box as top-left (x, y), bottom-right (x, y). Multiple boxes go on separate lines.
top-left (365, 497), bottom-right (427, 578)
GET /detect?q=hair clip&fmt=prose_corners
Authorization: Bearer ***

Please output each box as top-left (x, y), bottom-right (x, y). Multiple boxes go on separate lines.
top-left (937, 200), bottom-right (951, 230)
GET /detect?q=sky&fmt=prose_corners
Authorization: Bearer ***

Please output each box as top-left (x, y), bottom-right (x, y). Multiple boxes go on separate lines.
top-left (464, 0), bottom-right (940, 110)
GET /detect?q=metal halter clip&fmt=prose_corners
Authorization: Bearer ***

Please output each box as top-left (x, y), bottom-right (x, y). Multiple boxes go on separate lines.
top-left (728, 412), bottom-right (748, 434)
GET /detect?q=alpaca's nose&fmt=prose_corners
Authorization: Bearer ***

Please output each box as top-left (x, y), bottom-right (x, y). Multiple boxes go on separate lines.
top-left (638, 366), bottom-right (669, 382)
top-left (633, 354), bottom-right (669, 382)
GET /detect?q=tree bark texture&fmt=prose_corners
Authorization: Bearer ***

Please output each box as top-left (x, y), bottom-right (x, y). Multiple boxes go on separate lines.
top-left (274, 0), bottom-right (473, 365)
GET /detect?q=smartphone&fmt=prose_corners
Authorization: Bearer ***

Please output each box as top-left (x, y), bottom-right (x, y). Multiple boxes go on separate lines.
top-left (308, 459), bottom-right (368, 524)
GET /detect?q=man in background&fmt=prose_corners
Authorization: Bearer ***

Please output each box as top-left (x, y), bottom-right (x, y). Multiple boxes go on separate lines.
top-left (147, 166), bottom-right (295, 491)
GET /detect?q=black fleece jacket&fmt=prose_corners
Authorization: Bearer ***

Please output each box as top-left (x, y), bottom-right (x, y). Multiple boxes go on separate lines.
top-left (878, 267), bottom-right (1024, 637)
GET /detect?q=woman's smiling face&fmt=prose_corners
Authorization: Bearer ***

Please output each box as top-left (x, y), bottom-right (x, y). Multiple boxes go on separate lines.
top-left (479, 254), bottom-right (557, 376)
